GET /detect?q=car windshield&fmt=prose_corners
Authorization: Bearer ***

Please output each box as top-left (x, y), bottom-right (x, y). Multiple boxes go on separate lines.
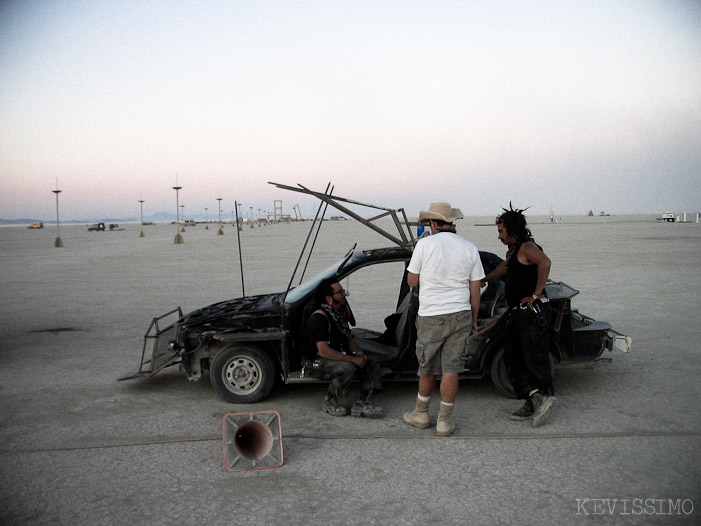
top-left (284, 255), bottom-right (354, 305)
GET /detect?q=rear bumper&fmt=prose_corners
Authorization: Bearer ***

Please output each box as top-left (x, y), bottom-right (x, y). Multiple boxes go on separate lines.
top-left (607, 328), bottom-right (632, 353)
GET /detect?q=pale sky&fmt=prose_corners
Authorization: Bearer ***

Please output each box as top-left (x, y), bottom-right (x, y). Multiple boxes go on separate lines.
top-left (1, 0), bottom-right (699, 221)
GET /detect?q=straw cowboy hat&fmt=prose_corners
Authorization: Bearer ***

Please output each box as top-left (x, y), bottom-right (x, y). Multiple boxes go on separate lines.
top-left (418, 202), bottom-right (464, 225)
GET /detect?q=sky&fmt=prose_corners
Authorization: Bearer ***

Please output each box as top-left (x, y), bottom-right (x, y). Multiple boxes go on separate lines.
top-left (1, 0), bottom-right (699, 221)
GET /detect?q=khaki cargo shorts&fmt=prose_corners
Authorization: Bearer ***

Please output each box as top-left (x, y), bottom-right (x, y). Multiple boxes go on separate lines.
top-left (415, 310), bottom-right (471, 376)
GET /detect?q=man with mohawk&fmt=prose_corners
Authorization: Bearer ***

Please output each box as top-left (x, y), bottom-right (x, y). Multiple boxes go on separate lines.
top-left (483, 204), bottom-right (555, 427)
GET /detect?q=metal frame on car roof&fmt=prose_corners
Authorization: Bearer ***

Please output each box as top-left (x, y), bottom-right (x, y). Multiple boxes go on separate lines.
top-left (269, 181), bottom-right (418, 249)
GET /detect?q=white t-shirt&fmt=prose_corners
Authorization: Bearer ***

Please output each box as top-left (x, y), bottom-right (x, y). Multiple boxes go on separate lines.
top-left (407, 231), bottom-right (485, 316)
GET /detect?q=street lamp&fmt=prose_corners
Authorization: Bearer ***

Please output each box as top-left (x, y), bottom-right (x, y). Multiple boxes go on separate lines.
top-left (173, 185), bottom-right (184, 244)
top-left (52, 188), bottom-right (64, 247)
top-left (138, 199), bottom-right (145, 238)
top-left (217, 197), bottom-right (224, 235)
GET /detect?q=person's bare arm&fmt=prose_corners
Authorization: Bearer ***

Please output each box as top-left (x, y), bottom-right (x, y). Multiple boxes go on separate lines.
top-left (407, 271), bottom-right (419, 288)
top-left (469, 280), bottom-right (482, 332)
top-left (483, 260), bottom-right (508, 283)
top-left (316, 340), bottom-right (366, 367)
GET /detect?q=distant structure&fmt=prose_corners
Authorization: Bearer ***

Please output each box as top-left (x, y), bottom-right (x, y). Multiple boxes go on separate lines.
top-left (588, 210), bottom-right (593, 216)
top-left (217, 197), bottom-right (224, 235)
top-left (52, 188), bottom-right (64, 247)
top-left (173, 185), bottom-right (184, 244)
top-left (656, 212), bottom-right (699, 223)
top-left (138, 200), bottom-right (145, 237)
top-left (274, 200), bottom-right (283, 222)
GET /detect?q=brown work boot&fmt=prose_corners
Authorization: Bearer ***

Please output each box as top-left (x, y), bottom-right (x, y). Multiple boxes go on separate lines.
top-left (436, 401), bottom-right (455, 437)
top-left (403, 397), bottom-right (431, 429)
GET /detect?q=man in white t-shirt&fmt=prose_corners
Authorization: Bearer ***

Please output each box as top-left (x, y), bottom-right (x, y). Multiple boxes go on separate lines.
top-left (402, 202), bottom-right (485, 437)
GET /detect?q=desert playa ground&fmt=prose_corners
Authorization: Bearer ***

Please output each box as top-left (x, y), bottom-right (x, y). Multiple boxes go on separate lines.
top-left (1, 215), bottom-right (699, 524)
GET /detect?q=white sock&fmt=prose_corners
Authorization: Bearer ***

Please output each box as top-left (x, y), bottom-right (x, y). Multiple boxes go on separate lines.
top-left (417, 393), bottom-right (431, 402)
top-left (440, 401), bottom-right (454, 407)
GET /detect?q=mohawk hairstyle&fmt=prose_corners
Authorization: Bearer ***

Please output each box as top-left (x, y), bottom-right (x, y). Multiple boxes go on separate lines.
top-left (496, 202), bottom-right (532, 241)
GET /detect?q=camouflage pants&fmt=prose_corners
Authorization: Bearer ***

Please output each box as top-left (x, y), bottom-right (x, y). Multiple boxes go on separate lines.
top-left (314, 357), bottom-right (383, 397)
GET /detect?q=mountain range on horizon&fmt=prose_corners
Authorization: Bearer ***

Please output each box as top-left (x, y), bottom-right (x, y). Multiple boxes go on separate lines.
top-left (0, 211), bottom-right (196, 225)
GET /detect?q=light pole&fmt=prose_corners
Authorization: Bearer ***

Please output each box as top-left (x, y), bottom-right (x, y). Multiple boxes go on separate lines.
top-left (217, 197), bottom-right (224, 235)
top-left (173, 185), bottom-right (184, 244)
top-left (180, 204), bottom-right (185, 232)
top-left (52, 188), bottom-right (64, 247)
top-left (138, 200), bottom-right (145, 237)
top-left (205, 207), bottom-right (209, 230)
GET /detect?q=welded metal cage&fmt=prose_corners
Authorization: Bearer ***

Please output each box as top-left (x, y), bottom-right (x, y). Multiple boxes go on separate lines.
top-left (118, 307), bottom-right (183, 380)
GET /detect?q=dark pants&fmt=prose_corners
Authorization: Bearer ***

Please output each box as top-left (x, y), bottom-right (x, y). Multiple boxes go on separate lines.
top-left (314, 357), bottom-right (383, 397)
top-left (503, 305), bottom-right (554, 399)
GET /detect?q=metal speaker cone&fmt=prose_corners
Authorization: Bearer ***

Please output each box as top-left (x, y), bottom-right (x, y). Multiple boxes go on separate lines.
top-left (222, 410), bottom-right (283, 472)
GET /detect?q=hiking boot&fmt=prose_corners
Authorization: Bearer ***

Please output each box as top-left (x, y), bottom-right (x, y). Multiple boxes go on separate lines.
top-left (351, 398), bottom-right (383, 418)
top-left (510, 399), bottom-right (534, 421)
top-left (436, 402), bottom-right (456, 437)
top-left (403, 397), bottom-right (431, 429)
top-left (530, 392), bottom-right (556, 427)
top-left (323, 396), bottom-right (348, 417)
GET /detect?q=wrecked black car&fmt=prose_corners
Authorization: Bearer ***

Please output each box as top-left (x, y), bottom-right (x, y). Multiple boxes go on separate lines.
top-left (119, 183), bottom-right (631, 402)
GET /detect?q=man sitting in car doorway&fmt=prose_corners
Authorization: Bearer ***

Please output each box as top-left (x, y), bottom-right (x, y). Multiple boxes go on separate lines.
top-left (305, 278), bottom-right (383, 418)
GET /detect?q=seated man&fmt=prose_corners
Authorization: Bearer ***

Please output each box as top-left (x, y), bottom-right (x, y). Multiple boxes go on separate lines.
top-left (306, 278), bottom-right (383, 418)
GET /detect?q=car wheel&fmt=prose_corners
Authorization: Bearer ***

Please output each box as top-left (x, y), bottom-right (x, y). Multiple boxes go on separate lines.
top-left (210, 344), bottom-right (275, 403)
top-left (490, 346), bottom-right (556, 399)
top-left (490, 347), bottom-right (516, 398)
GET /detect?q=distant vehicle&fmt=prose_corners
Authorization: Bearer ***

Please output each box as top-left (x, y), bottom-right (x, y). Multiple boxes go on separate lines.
top-left (27, 222), bottom-right (44, 229)
top-left (88, 223), bottom-right (105, 231)
top-left (119, 183), bottom-right (631, 403)
top-left (657, 212), bottom-right (675, 222)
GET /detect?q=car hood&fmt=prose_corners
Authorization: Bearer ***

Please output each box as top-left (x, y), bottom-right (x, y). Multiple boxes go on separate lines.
top-left (178, 292), bottom-right (285, 328)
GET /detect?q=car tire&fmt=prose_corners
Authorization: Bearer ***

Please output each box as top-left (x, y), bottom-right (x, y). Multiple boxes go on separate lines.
top-left (490, 346), bottom-right (556, 399)
top-left (210, 344), bottom-right (275, 403)
top-left (490, 347), bottom-right (516, 398)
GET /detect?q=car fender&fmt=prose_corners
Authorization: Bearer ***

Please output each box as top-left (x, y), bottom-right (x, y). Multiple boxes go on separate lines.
top-left (210, 330), bottom-right (287, 370)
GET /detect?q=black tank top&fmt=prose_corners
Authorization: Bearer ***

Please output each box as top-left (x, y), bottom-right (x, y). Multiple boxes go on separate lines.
top-left (505, 241), bottom-right (539, 307)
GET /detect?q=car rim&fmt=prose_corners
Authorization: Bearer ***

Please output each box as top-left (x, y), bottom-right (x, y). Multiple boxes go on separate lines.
top-left (222, 356), bottom-right (261, 394)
